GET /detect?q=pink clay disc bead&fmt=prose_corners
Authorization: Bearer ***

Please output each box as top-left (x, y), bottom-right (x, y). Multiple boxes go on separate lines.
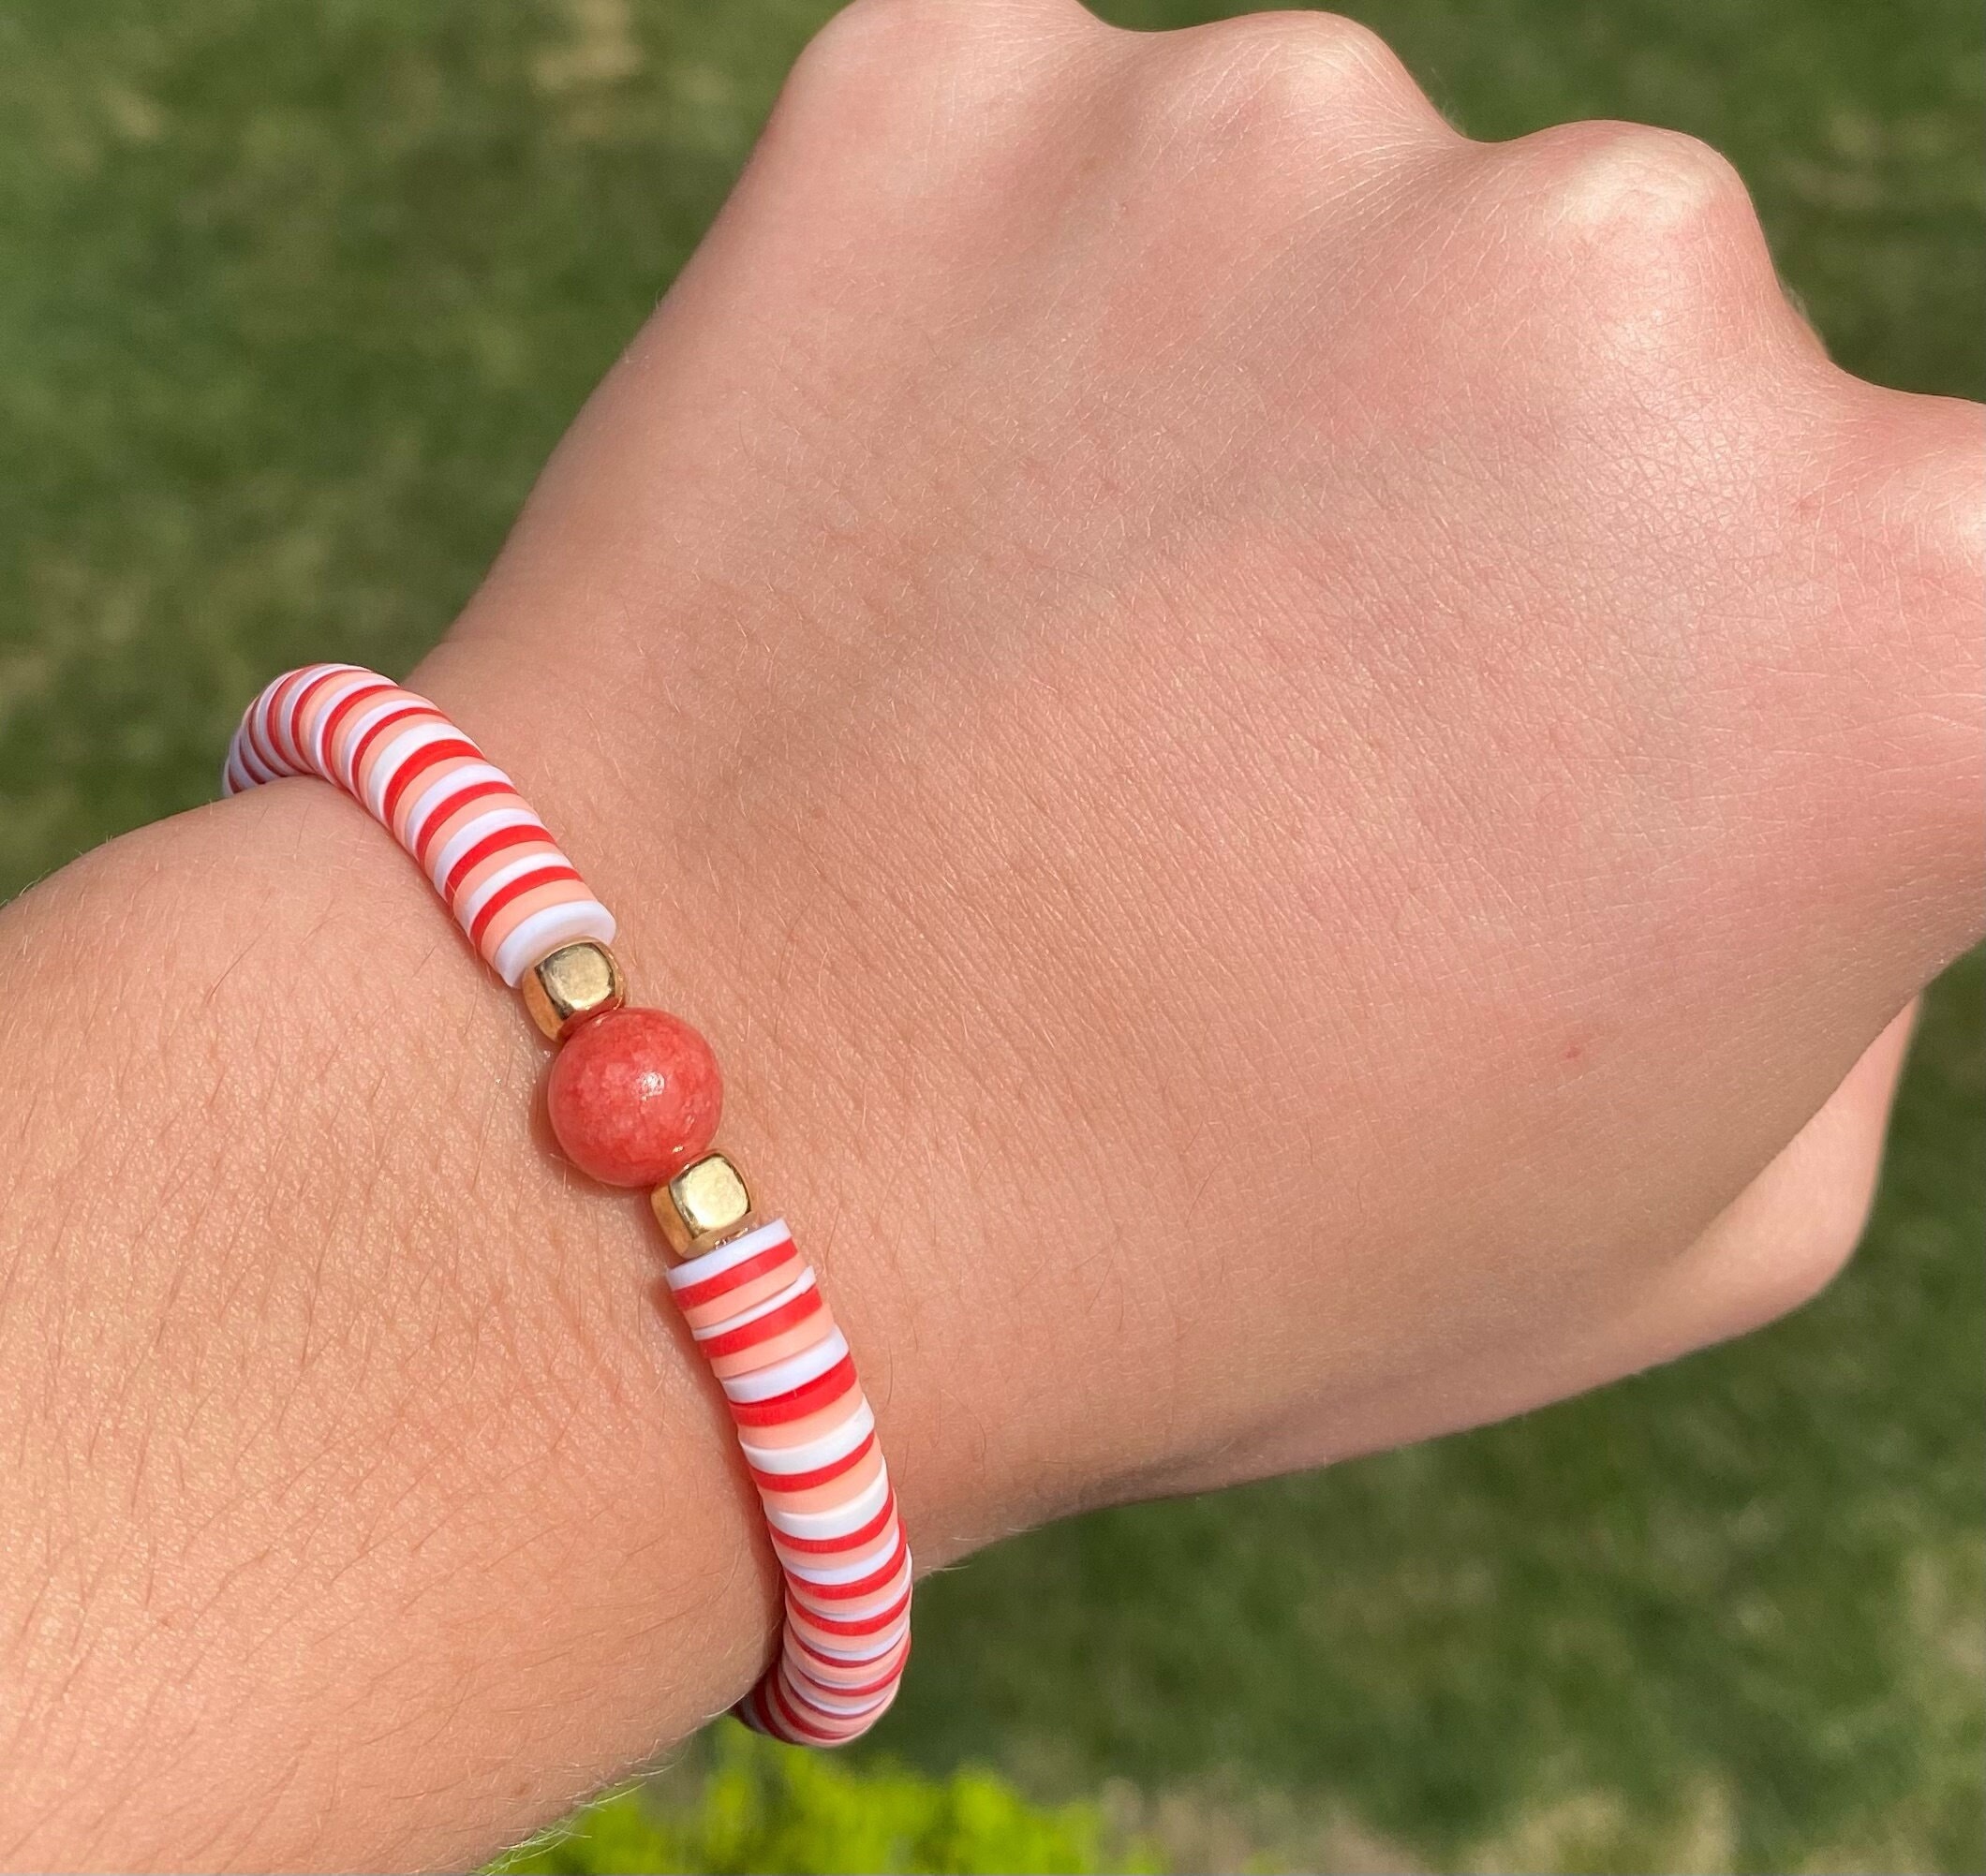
top-left (547, 1006), bottom-right (723, 1188)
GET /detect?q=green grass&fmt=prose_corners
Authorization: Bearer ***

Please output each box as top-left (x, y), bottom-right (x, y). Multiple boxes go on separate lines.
top-left (1, 2), bottom-right (1979, 1869)
top-left (491, 1727), bottom-right (1163, 1875)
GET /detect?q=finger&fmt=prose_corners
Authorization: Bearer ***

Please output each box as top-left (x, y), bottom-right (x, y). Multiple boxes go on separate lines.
top-left (1623, 997), bottom-right (1919, 1352)
top-left (1157, 1000), bottom-right (1922, 1498)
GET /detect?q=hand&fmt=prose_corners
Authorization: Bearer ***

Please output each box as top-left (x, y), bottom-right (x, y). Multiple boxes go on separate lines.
top-left (429, 0), bottom-right (1980, 1524)
top-left (1, 3), bottom-right (1977, 1865)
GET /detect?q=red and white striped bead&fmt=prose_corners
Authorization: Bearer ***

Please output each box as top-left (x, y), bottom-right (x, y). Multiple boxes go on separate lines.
top-left (666, 1219), bottom-right (911, 1743)
top-left (226, 665), bottom-right (911, 1746)
top-left (222, 662), bottom-right (615, 986)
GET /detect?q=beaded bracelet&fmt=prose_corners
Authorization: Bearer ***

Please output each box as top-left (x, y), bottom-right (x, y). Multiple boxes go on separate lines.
top-left (223, 663), bottom-right (911, 1746)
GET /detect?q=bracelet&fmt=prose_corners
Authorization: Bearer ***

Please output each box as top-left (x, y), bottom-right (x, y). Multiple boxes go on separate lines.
top-left (222, 663), bottom-right (911, 1746)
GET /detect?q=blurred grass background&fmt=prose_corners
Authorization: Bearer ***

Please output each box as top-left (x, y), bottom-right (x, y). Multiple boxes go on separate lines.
top-left (1, 1), bottom-right (1979, 1869)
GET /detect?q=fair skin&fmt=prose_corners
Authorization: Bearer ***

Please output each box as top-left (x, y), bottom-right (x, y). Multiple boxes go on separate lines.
top-left (0, 1), bottom-right (1979, 1868)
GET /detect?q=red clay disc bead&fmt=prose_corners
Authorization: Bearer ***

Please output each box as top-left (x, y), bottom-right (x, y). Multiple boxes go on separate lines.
top-left (546, 1006), bottom-right (723, 1188)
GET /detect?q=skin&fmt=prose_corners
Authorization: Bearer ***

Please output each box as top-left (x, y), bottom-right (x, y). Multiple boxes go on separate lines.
top-left (0, 2), bottom-right (1979, 1867)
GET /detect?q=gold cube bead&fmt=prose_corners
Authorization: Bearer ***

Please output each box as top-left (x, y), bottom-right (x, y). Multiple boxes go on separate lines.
top-left (652, 1150), bottom-right (757, 1261)
top-left (521, 940), bottom-right (626, 1041)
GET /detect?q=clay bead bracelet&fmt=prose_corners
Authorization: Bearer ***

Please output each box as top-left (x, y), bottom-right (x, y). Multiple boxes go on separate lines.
top-left (224, 662), bottom-right (911, 1746)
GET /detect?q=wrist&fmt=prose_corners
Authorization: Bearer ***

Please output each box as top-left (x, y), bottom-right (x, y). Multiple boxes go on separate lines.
top-left (405, 632), bottom-right (1114, 1555)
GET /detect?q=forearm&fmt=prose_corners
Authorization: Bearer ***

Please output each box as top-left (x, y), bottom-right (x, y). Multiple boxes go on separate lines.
top-left (0, 761), bottom-right (855, 1869)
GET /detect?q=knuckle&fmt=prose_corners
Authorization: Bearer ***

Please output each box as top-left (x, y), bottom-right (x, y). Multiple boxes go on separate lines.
top-left (1513, 121), bottom-right (1777, 315)
top-left (786, 0), bottom-right (1085, 111)
top-left (786, 0), bottom-right (905, 93)
top-left (788, 0), bottom-right (965, 98)
top-left (1492, 121), bottom-right (1787, 359)
top-left (1147, 9), bottom-right (1448, 150)
top-left (1537, 121), bottom-right (1756, 247)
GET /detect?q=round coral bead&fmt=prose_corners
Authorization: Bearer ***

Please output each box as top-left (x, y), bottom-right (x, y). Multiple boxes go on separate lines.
top-left (546, 1006), bottom-right (723, 1188)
